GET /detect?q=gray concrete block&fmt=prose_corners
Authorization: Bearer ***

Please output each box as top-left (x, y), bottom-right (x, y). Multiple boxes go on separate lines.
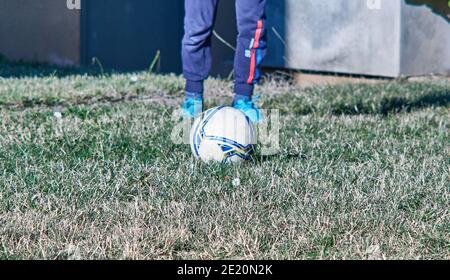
top-left (264, 0), bottom-right (450, 77)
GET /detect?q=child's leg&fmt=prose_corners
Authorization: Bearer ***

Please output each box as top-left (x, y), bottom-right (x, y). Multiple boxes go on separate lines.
top-left (182, 0), bottom-right (219, 97)
top-left (233, 0), bottom-right (267, 101)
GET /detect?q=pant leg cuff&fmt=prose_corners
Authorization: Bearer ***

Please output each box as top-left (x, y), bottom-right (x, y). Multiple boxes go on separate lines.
top-left (185, 80), bottom-right (204, 94)
top-left (234, 83), bottom-right (254, 97)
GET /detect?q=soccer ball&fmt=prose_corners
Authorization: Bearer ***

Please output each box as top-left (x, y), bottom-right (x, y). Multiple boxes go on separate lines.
top-left (190, 106), bottom-right (256, 163)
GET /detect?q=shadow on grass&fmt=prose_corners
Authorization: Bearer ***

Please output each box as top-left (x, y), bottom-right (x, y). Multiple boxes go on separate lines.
top-left (0, 55), bottom-right (111, 78)
top-left (268, 83), bottom-right (450, 116)
top-left (251, 152), bottom-right (308, 164)
top-left (331, 90), bottom-right (450, 115)
top-left (378, 91), bottom-right (450, 115)
top-left (2, 56), bottom-right (448, 116)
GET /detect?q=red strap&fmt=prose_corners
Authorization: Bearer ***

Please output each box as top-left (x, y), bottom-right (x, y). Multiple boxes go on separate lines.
top-left (247, 20), bottom-right (263, 84)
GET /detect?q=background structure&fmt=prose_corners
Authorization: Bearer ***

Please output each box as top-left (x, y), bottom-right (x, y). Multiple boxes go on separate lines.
top-left (265, 0), bottom-right (450, 77)
top-left (0, 0), bottom-right (449, 77)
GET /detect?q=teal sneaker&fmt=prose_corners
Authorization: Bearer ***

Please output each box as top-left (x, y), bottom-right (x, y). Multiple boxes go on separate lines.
top-left (181, 97), bottom-right (203, 119)
top-left (233, 97), bottom-right (263, 123)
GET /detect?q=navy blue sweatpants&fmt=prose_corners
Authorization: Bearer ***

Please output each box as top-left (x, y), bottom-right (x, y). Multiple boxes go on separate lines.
top-left (182, 0), bottom-right (267, 97)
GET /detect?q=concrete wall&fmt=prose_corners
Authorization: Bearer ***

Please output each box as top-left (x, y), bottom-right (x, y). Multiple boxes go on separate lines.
top-left (0, 0), bottom-right (80, 66)
top-left (264, 0), bottom-right (450, 77)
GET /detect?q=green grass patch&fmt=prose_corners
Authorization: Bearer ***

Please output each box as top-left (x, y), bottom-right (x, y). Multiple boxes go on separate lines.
top-left (0, 65), bottom-right (449, 259)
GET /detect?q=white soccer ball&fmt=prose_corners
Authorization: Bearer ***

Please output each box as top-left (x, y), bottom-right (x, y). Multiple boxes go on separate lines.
top-left (190, 106), bottom-right (256, 163)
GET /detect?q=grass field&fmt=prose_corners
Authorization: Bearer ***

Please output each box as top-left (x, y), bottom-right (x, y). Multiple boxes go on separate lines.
top-left (0, 60), bottom-right (449, 259)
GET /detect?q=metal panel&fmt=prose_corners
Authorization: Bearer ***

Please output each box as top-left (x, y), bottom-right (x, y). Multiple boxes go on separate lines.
top-left (81, 0), bottom-right (184, 73)
top-left (210, 0), bottom-right (237, 78)
top-left (0, 0), bottom-right (80, 66)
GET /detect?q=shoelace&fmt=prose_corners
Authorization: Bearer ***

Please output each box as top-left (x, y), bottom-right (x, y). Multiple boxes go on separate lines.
top-left (183, 99), bottom-right (202, 108)
top-left (183, 99), bottom-right (193, 107)
top-left (236, 95), bottom-right (261, 108)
